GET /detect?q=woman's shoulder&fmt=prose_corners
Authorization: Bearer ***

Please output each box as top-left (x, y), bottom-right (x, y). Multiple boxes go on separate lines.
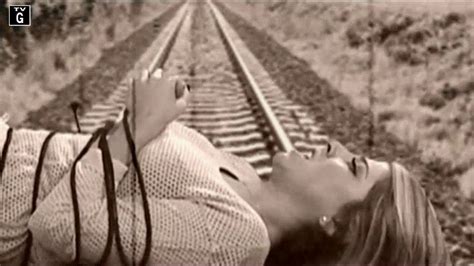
top-left (169, 121), bottom-right (220, 152)
top-left (206, 200), bottom-right (271, 263)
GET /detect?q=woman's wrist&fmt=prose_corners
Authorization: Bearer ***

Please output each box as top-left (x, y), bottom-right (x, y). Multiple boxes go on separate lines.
top-left (108, 113), bottom-right (154, 165)
top-left (134, 117), bottom-right (167, 152)
top-left (107, 121), bottom-right (131, 166)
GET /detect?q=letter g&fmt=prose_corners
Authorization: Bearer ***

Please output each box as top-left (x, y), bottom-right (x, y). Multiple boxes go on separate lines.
top-left (16, 12), bottom-right (23, 23)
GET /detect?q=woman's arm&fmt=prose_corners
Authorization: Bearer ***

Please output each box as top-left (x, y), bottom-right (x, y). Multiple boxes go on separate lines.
top-left (27, 147), bottom-right (128, 263)
top-left (1, 69), bottom-right (190, 263)
top-left (28, 146), bottom-right (269, 265)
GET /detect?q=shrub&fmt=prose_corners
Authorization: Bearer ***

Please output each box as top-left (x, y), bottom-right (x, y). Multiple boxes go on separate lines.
top-left (346, 27), bottom-right (364, 48)
top-left (53, 52), bottom-right (67, 71)
top-left (433, 12), bottom-right (466, 29)
top-left (419, 92), bottom-right (446, 110)
top-left (378, 14), bottom-right (414, 43)
top-left (105, 24), bottom-right (115, 42)
top-left (422, 115), bottom-right (441, 126)
top-left (377, 110), bottom-right (398, 122)
top-left (461, 80), bottom-right (474, 94)
top-left (440, 83), bottom-right (459, 100)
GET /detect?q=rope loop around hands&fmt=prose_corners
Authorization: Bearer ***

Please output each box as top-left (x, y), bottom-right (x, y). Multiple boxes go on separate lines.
top-left (69, 127), bottom-right (104, 265)
top-left (94, 109), bottom-right (153, 266)
top-left (68, 108), bottom-right (152, 266)
top-left (22, 131), bottom-right (57, 266)
top-left (122, 108), bottom-right (153, 266)
top-left (96, 122), bottom-right (129, 266)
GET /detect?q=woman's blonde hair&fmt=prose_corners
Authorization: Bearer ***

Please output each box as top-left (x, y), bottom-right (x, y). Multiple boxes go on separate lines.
top-left (265, 162), bottom-right (451, 265)
top-left (337, 162), bottom-right (451, 265)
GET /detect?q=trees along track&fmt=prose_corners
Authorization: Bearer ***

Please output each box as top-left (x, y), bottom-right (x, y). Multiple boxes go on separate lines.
top-left (74, 0), bottom-right (329, 177)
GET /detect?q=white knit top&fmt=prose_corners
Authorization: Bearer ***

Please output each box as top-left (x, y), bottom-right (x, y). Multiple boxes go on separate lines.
top-left (0, 121), bottom-right (270, 265)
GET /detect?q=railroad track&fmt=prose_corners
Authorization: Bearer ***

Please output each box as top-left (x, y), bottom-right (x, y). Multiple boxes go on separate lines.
top-left (20, 1), bottom-right (471, 264)
top-left (74, 0), bottom-right (329, 177)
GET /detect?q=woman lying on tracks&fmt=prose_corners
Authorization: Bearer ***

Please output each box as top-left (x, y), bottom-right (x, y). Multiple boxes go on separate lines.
top-left (0, 70), bottom-right (450, 266)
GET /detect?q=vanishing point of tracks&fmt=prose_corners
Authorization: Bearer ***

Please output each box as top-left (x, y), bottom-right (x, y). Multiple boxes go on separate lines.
top-left (75, 0), bottom-right (328, 177)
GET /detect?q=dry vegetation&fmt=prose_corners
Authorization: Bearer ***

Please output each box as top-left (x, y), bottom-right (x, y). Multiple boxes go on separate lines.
top-left (0, 0), bottom-right (171, 125)
top-left (224, 1), bottom-right (474, 200)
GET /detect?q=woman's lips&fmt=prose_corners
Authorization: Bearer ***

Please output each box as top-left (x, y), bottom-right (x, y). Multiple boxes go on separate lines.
top-left (273, 151), bottom-right (287, 160)
top-left (272, 151), bottom-right (287, 166)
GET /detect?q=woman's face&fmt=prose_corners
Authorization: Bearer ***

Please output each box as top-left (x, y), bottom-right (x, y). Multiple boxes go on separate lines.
top-left (269, 141), bottom-right (391, 221)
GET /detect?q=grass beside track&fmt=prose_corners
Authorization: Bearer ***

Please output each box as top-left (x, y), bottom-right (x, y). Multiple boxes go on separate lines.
top-left (20, 3), bottom-right (183, 132)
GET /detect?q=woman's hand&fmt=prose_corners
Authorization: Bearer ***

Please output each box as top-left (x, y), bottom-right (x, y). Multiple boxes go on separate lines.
top-left (126, 69), bottom-right (190, 150)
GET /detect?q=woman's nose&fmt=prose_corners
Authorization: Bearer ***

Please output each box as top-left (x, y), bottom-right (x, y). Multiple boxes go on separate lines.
top-left (307, 145), bottom-right (328, 160)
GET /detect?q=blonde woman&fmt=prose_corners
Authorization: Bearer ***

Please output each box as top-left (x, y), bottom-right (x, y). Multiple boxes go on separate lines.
top-left (2, 71), bottom-right (450, 265)
top-left (264, 142), bottom-right (451, 265)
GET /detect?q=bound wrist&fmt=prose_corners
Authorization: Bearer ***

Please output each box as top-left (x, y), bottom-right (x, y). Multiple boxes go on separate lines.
top-left (134, 117), bottom-right (167, 151)
top-left (107, 121), bottom-right (131, 165)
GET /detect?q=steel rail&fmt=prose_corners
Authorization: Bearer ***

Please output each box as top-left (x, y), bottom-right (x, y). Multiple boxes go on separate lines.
top-left (108, 4), bottom-right (190, 265)
top-left (146, 2), bottom-right (189, 74)
top-left (102, 2), bottom-right (189, 137)
top-left (121, 1), bottom-right (189, 136)
top-left (207, 0), bottom-right (294, 152)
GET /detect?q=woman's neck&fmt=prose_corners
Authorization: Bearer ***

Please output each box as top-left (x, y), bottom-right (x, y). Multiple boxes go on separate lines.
top-left (220, 170), bottom-right (286, 244)
top-left (221, 170), bottom-right (305, 246)
top-left (248, 181), bottom-right (303, 246)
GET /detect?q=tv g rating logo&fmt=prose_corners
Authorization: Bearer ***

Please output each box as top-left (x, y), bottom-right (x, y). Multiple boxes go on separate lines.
top-left (9, 5), bottom-right (31, 26)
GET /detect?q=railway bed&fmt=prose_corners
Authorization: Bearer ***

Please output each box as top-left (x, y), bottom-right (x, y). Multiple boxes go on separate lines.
top-left (73, 1), bottom-right (329, 178)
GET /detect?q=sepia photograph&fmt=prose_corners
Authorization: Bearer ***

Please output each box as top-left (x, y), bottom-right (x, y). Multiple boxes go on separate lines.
top-left (0, 0), bottom-right (473, 265)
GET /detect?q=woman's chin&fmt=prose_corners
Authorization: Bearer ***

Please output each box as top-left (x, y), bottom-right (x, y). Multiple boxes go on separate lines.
top-left (270, 153), bottom-right (287, 180)
top-left (272, 151), bottom-right (288, 165)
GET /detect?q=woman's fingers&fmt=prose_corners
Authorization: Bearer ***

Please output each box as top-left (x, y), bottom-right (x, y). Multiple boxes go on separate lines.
top-left (124, 69), bottom-right (145, 110)
top-left (141, 69), bottom-right (151, 82)
top-left (152, 68), bottom-right (163, 79)
top-left (174, 79), bottom-right (188, 99)
top-left (130, 67), bottom-right (162, 86)
top-left (129, 68), bottom-right (189, 117)
top-left (123, 79), bottom-right (134, 111)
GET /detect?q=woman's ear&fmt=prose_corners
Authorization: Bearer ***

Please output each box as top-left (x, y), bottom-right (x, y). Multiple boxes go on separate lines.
top-left (319, 216), bottom-right (336, 236)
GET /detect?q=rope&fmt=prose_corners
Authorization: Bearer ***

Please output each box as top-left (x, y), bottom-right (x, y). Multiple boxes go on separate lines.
top-left (0, 127), bottom-right (13, 182)
top-left (95, 121), bottom-right (129, 266)
top-left (68, 111), bottom-right (152, 265)
top-left (130, 79), bottom-right (138, 266)
top-left (122, 109), bottom-right (153, 266)
top-left (70, 128), bottom-right (104, 265)
top-left (22, 131), bottom-right (57, 266)
top-left (70, 102), bottom-right (82, 133)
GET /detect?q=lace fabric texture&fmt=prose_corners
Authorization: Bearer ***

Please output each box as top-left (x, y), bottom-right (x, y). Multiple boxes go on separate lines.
top-left (0, 121), bottom-right (93, 265)
top-left (1, 121), bottom-right (270, 265)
